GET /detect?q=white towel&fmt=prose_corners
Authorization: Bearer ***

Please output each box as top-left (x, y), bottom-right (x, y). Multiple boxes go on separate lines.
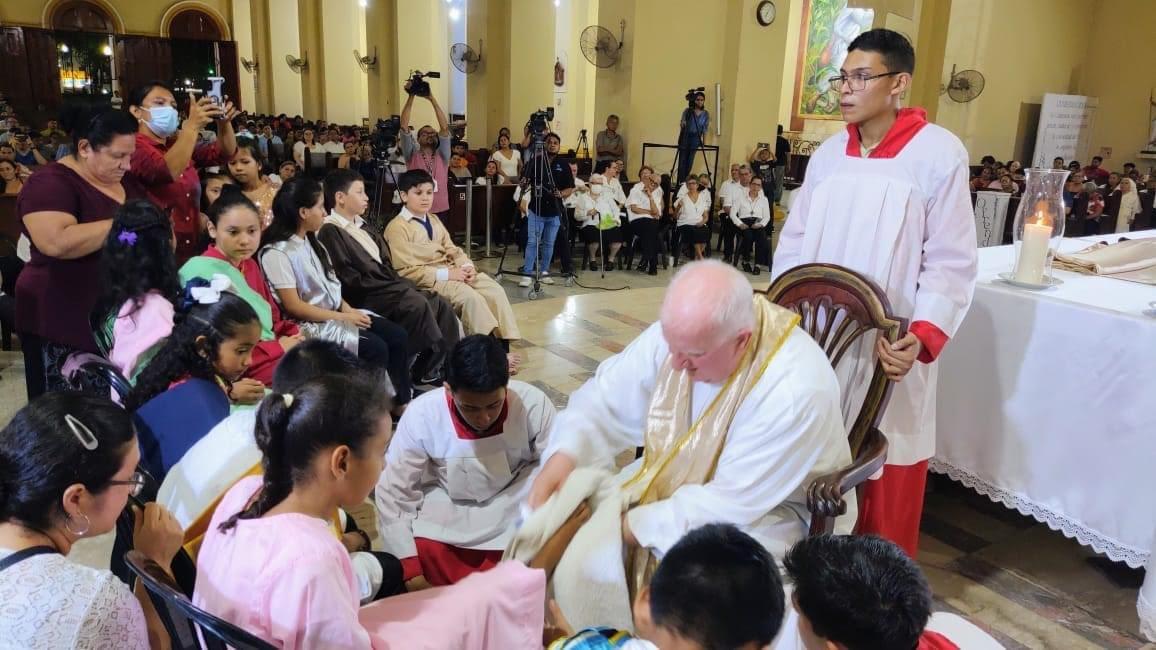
top-left (504, 467), bottom-right (636, 632)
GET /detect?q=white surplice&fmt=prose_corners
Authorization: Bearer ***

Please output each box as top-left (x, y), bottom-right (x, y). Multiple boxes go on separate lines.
top-left (543, 322), bottom-right (854, 561)
top-left (773, 123), bottom-right (978, 465)
top-left (375, 381), bottom-right (556, 558)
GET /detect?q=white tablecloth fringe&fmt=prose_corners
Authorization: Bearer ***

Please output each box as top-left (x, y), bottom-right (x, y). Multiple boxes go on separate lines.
top-left (929, 458), bottom-right (1149, 568)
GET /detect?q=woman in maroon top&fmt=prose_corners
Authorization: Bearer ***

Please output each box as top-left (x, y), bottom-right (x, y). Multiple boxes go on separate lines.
top-left (16, 107), bottom-right (144, 398)
top-left (126, 81), bottom-right (238, 263)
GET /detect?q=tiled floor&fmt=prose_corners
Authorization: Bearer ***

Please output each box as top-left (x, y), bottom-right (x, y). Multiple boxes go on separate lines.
top-left (3, 250), bottom-right (1150, 649)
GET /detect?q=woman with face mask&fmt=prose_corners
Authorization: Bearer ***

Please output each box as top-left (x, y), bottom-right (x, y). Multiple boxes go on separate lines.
top-left (125, 82), bottom-right (239, 264)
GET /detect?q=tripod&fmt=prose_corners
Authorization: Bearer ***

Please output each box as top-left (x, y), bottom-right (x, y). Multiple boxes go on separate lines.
top-left (367, 144), bottom-right (403, 229)
top-left (575, 129), bottom-right (591, 159)
top-left (493, 135), bottom-right (574, 300)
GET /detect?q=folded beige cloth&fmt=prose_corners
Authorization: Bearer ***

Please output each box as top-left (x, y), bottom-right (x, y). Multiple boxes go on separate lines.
top-left (1053, 239), bottom-right (1156, 284)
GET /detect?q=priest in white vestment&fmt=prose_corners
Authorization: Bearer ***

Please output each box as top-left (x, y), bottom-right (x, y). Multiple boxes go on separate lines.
top-left (773, 29), bottom-right (977, 556)
top-left (376, 335), bottom-right (555, 589)
top-left (525, 260), bottom-right (853, 626)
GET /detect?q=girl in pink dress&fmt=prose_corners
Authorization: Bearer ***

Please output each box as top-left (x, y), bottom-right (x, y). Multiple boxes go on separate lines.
top-left (194, 371), bottom-right (546, 649)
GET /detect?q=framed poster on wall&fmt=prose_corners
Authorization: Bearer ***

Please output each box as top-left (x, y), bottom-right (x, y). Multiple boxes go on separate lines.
top-left (790, 0), bottom-right (874, 131)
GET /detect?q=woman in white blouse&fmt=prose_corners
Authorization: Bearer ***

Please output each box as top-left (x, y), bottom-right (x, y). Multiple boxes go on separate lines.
top-left (489, 134), bottom-right (522, 180)
top-left (673, 175), bottom-right (711, 264)
top-left (0, 392), bottom-right (184, 649)
top-left (731, 176), bottom-right (772, 275)
top-left (625, 165), bottom-right (664, 275)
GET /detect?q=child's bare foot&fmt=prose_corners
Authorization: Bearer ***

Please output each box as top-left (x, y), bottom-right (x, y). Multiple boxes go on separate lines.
top-left (507, 353), bottom-right (522, 375)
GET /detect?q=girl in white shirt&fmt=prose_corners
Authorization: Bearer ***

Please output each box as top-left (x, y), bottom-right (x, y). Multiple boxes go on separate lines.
top-left (673, 175), bottom-right (711, 264)
top-left (489, 134), bottom-right (522, 180)
top-left (625, 166), bottom-right (664, 275)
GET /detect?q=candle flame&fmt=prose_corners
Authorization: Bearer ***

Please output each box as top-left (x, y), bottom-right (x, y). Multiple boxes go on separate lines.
top-left (1032, 200), bottom-right (1052, 226)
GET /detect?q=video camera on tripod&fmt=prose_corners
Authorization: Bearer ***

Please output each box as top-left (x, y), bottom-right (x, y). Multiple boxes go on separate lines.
top-left (405, 70), bottom-right (441, 97)
top-left (371, 115), bottom-right (401, 159)
top-left (525, 107), bottom-right (555, 145)
top-left (684, 86), bottom-right (706, 107)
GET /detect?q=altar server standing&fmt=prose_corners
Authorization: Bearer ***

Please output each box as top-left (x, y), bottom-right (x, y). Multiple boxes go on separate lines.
top-left (773, 28), bottom-right (978, 557)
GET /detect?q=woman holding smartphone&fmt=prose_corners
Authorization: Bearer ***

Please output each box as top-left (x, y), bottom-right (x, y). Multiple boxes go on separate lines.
top-left (126, 82), bottom-right (239, 264)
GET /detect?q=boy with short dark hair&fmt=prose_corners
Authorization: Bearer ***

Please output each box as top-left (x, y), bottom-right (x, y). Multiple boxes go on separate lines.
top-left (384, 169), bottom-right (521, 345)
top-left (783, 535), bottom-right (959, 649)
top-left (376, 334), bottom-right (554, 589)
top-left (548, 523), bottom-right (786, 650)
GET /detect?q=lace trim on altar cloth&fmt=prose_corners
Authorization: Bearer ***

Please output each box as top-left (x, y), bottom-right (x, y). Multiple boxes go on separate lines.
top-left (928, 458), bottom-right (1150, 569)
top-left (1140, 588), bottom-right (1156, 642)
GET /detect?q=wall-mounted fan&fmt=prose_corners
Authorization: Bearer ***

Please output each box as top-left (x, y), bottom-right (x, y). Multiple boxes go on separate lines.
top-left (580, 20), bottom-right (626, 69)
top-left (285, 53), bottom-right (308, 74)
top-left (354, 47), bottom-right (377, 72)
top-left (450, 40), bottom-right (482, 74)
top-left (240, 57), bottom-right (258, 74)
top-left (942, 64), bottom-right (985, 103)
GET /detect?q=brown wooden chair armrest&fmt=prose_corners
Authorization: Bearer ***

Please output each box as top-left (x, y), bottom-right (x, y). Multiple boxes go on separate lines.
top-left (806, 427), bottom-right (888, 537)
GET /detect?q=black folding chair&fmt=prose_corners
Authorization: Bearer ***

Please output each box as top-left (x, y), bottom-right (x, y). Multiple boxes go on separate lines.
top-left (125, 550), bottom-right (275, 650)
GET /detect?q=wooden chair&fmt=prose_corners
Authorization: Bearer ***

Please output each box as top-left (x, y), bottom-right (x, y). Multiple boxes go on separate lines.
top-left (124, 550), bottom-right (275, 650)
top-left (766, 263), bottom-right (907, 536)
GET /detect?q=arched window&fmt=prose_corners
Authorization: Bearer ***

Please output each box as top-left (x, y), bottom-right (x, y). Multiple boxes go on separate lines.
top-left (50, 0), bottom-right (115, 33)
top-left (168, 9), bottom-right (223, 41)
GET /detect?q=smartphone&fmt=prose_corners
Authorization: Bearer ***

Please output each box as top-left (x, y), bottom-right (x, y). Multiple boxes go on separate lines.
top-left (207, 76), bottom-right (225, 106)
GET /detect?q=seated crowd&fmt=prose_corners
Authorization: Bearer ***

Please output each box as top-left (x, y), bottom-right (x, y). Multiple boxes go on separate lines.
top-left (969, 152), bottom-right (1154, 235)
top-left (0, 84), bottom-right (994, 649)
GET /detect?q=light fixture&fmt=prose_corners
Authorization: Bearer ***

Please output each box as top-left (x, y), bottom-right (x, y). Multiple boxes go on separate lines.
top-left (448, 7), bottom-right (461, 20)
top-left (554, 0), bottom-right (560, 6)
top-left (60, 44), bottom-right (69, 53)
top-left (102, 44), bottom-right (112, 56)
top-left (359, 0), bottom-right (367, 6)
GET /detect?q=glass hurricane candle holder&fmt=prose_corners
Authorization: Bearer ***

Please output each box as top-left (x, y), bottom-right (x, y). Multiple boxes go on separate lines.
top-left (1011, 168), bottom-right (1069, 285)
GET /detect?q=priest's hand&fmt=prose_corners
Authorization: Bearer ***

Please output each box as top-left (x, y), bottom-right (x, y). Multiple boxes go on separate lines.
top-left (876, 333), bottom-right (922, 382)
top-left (528, 453), bottom-right (576, 509)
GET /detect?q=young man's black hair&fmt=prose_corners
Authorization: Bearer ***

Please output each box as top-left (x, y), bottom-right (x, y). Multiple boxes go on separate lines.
top-left (646, 523), bottom-right (785, 649)
top-left (847, 28), bottom-right (915, 74)
top-left (445, 334), bottom-right (508, 394)
top-left (784, 534), bottom-right (932, 650)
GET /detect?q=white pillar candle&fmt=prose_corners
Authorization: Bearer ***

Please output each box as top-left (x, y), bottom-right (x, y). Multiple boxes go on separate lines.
top-left (1015, 221), bottom-right (1051, 284)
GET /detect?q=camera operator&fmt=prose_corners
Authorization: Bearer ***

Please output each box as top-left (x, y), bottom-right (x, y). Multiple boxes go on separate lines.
top-left (517, 131), bottom-right (574, 287)
top-left (400, 77), bottom-right (451, 219)
top-left (677, 89), bottom-right (710, 184)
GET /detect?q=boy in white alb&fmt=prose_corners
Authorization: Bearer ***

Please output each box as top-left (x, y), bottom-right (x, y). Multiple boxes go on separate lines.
top-left (376, 335), bottom-right (555, 589)
top-left (772, 29), bottom-right (977, 557)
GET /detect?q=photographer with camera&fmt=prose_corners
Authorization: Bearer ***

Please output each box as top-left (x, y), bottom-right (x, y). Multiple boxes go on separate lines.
top-left (400, 72), bottom-right (451, 218)
top-left (517, 126), bottom-right (575, 288)
top-left (677, 88), bottom-right (710, 184)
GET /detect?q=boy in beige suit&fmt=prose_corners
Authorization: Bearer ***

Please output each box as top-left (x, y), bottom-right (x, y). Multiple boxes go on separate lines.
top-left (385, 170), bottom-right (521, 345)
